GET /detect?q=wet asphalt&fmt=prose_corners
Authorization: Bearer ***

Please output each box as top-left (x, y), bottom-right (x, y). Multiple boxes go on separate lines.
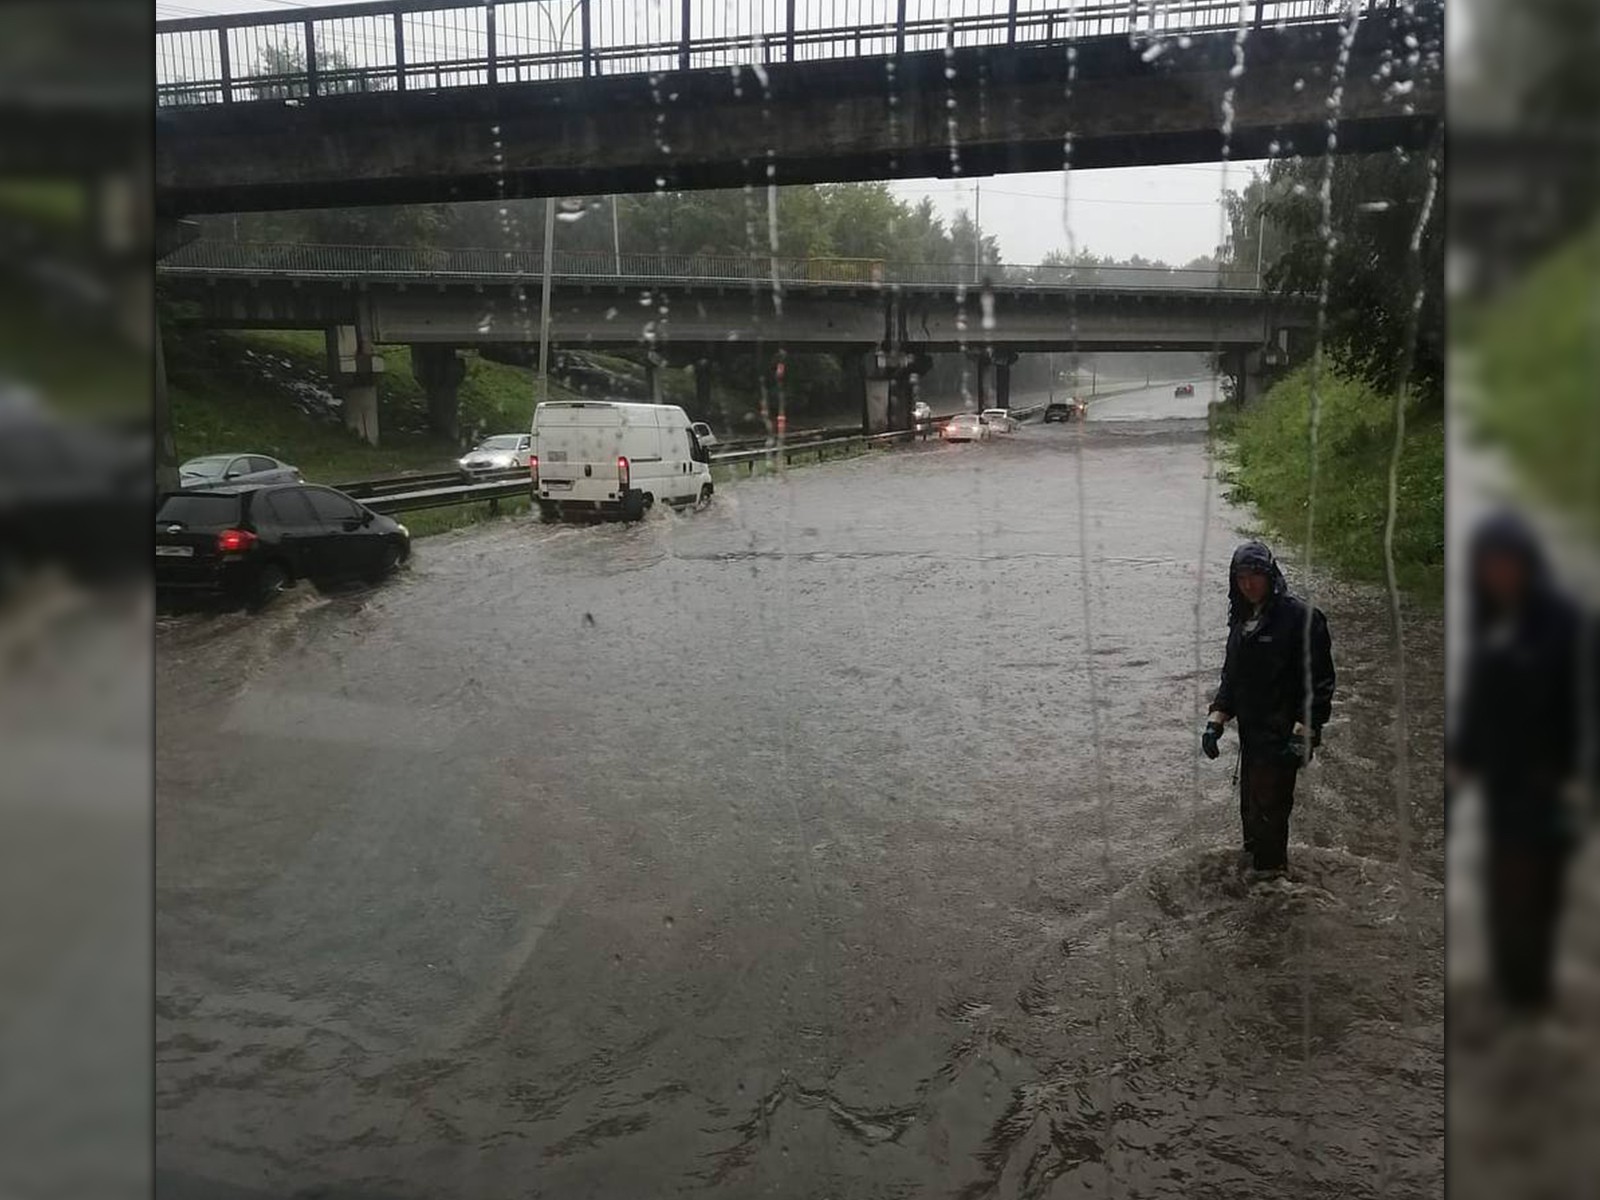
top-left (156, 384), bottom-right (1444, 1198)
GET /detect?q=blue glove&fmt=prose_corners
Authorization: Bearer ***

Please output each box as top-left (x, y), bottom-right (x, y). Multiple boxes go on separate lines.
top-left (1201, 721), bottom-right (1223, 760)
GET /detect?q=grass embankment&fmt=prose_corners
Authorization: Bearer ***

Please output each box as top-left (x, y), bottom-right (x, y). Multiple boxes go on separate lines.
top-left (1214, 363), bottom-right (1444, 599)
top-left (165, 327), bottom-right (596, 481)
top-left (165, 327), bottom-right (603, 536)
top-left (1467, 221), bottom-right (1600, 533)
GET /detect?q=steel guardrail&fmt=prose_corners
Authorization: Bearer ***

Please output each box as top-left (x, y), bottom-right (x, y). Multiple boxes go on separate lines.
top-left (347, 401), bottom-right (1042, 514)
top-left (157, 239), bottom-right (1274, 293)
top-left (156, 1), bottom-right (1401, 109)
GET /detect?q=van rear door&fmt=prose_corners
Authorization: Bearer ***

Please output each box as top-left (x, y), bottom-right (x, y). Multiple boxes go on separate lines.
top-left (533, 403), bottom-right (630, 502)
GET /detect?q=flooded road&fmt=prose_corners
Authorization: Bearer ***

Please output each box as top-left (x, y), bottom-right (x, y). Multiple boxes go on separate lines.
top-left (156, 401), bottom-right (1443, 1198)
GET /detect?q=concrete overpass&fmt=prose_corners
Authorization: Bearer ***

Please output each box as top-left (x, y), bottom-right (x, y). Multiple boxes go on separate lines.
top-left (159, 240), bottom-right (1312, 441)
top-left (154, 0), bottom-right (1442, 215)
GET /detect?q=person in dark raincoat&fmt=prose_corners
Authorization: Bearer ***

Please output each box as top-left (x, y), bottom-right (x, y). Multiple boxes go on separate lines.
top-left (1201, 541), bottom-right (1336, 874)
top-left (1449, 510), bottom-right (1594, 1017)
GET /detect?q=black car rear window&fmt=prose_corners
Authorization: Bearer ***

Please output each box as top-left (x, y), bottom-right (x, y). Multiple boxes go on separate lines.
top-left (157, 493), bottom-right (241, 529)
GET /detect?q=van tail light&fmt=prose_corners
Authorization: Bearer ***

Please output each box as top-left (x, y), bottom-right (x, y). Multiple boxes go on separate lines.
top-left (216, 528), bottom-right (257, 554)
top-left (617, 456), bottom-right (630, 489)
top-left (529, 454), bottom-right (540, 487)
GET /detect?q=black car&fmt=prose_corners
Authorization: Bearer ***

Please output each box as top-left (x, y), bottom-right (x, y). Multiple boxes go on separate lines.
top-left (155, 483), bottom-right (410, 607)
top-left (1043, 398), bottom-right (1086, 423)
top-left (1174, 383), bottom-right (1196, 398)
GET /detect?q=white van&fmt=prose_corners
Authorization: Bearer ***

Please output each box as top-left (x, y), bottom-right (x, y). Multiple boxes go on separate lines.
top-left (529, 401), bottom-right (714, 521)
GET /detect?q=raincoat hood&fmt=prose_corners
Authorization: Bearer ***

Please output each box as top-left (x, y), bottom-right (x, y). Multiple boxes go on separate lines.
top-left (1469, 509), bottom-right (1553, 628)
top-left (1227, 540), bottom-right (1289, 625)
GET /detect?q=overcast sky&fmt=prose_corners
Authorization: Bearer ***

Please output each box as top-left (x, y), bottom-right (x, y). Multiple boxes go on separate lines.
top-left (159, 0), bottom-right (1267, 265)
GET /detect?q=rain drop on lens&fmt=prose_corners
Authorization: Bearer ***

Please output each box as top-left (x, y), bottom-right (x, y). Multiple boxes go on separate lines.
top-left (979, 290), bottom-right (996, 331)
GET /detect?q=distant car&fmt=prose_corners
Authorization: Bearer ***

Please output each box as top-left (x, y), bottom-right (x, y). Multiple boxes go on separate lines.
top-left (981, 408), bottom-right (1020, 433)
top-left (1043, 398), bottom-right (1087, 423)
top-left (690, 421), bottom-right (719, 449)
top-left (912, 401), bottom-right (934, 426)
top-left (1174, 383), bottom-right (1196, 398)
top-left (458, 434), bottom-right (532, 478)
top-left (180, 453), bottom-right (300, 489)
top-left (941, 413), bottom-right (991, 443)
top-left (155, 483), bottom-right (410, 608)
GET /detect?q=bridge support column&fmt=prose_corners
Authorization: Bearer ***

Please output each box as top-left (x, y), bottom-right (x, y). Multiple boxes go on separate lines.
top-left (411, 344), bottom-right (466, 441)
top-left (839, 350), bottom-right (868, 432)
top-left (693, 357), bottom-right (713, 413)
top-left (326, 323), bottom-right (382, 445)
top-left (1225, 348), bottom-right (1266, 408)
top-left (969, 354), bottom-right (990, 408)
top-left (644, 356), bottom-right (664, 404)
top-left (1242, 350), bottom-right (1264, 408)
top-left (993, 352), bottom-right (1018, 408)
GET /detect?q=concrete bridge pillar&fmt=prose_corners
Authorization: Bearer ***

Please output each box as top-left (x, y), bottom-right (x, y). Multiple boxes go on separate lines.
top-left (644, 354), bottom-right (666, 404)
top-left (325, 319), bottom-right (382, 445)
top-left (410, 344), bottom-right (466, 441)
top-left (693, 357), bottom-right (713, 414)
top-left (1225, 347), bottom-right (1267, 408)
top-left (992, 351), bottom-right (1018, 408)
top-left (838, 350), bottom-right (868, 432)
top-left (966, 353), bottom-right (990, 408)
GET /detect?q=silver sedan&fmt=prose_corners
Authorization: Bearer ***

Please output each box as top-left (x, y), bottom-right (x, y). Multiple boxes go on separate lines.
top-left (458, 434), bottom-right (533, 477)
top-left (940, 413), bottom-right (992, 442)
top-left (180, 453), bottom-right (301, 489)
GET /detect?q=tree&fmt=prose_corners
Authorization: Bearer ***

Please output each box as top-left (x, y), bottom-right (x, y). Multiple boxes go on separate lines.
top-left (250, 42), bottom-right (376, 100)
top-left (1223, 152), bottom-right (1443, 403)
top-left (947, 209), bottom-right (1002, 272)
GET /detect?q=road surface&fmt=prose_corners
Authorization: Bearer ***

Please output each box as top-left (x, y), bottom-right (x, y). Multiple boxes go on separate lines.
top-left (156, 399), bottom-right (1443, 1198)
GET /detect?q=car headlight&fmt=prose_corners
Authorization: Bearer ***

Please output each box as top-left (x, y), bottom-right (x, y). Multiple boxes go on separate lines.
top-left (397, 523), bottom-right (410, 539)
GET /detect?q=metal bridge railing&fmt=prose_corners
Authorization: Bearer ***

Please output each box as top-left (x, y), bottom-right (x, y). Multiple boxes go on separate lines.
top-left (156, 0), bottom-right (1404, 109)
top-left (157, 240), bottom-right (1272, 292)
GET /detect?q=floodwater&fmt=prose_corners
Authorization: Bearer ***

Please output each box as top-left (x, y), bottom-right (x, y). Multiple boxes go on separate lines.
top-left (156, 387), bottom-right (1443, 1198)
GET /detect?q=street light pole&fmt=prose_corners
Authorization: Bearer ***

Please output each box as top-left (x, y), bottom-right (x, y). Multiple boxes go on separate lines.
top-left (973, 182), bottom-right (982, 284)
top-left (530, 1), bottom-right (580, 408)
top-left (1255, 211), bottom-right (1265, 290)
top-left (612, 195), bottom-right (622, 276)
top-left (538, 196), bottom-right (556, 406)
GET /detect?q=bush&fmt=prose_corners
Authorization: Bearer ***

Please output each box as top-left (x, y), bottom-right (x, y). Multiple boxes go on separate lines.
top-left (1470, 222), bottom-right (1600, 534)
top-left (1217, 362), bottom-right (1443, 598)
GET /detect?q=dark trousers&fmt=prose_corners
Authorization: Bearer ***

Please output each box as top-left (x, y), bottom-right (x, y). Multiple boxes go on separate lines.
top-left (1239, 754), bottom-right (1299, 870)
top-left (1488, 839), bottom-right (1571, 1012)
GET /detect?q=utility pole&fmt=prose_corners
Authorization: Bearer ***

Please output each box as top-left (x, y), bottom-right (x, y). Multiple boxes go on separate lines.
top-left (1255, 210), bottom-right (1265, 290)
top-left (612, 195), bottom-right (622, 276)
top-left (538, 196), bottom-right (556, 406)
top-left (973, 182), bottom-right (982, 284)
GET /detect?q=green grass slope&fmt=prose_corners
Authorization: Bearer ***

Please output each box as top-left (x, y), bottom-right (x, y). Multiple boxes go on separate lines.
top-left (1216, 363), bottom-right (1444, 598)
